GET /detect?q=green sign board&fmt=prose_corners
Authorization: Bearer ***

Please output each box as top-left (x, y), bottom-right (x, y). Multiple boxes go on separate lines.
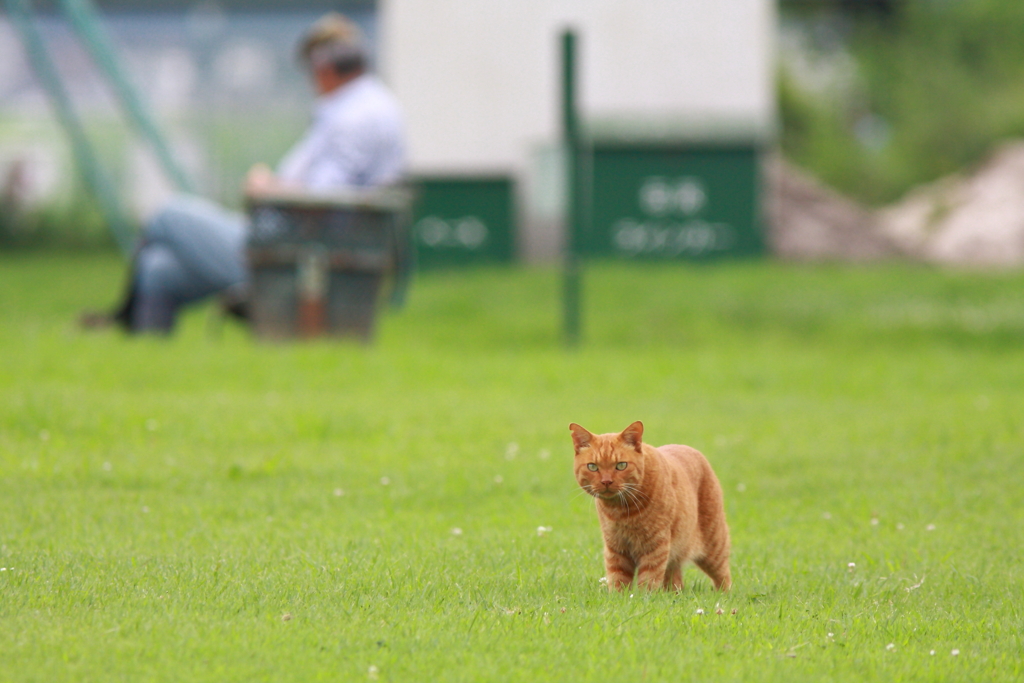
top-left (411, 176), bottom-right (515, 268)
top-left (586, 144), bottom-right (763, 260)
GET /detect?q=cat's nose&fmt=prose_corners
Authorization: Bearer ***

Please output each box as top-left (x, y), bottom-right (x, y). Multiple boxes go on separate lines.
top-left (601, 479), bottom-right (613, 487)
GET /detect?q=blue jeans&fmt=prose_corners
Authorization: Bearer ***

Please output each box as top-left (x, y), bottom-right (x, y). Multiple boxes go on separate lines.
top-left (131, 194), bottom-right (248, 332)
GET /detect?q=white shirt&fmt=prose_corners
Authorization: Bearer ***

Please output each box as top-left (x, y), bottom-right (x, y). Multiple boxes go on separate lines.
top-left (276, 74), bottom-right (405, 190)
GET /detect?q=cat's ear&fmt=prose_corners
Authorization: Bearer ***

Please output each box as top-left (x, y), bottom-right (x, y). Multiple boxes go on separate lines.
top-left (569, 423), bottom-right (593, 452)
top-left (620, 421), bottom-right (644, 450)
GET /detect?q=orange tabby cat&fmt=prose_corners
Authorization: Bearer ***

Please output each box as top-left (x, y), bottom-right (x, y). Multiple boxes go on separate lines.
top-left (570, 421), bottom-right (731, 591)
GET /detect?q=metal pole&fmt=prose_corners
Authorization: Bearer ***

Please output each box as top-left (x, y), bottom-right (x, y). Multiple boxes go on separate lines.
top-left (561, 29), bottom-right (581, 347)
top-left (59, 0), bottom-right (194, 193)
top-left (5, 0), bottom-right (136, 255)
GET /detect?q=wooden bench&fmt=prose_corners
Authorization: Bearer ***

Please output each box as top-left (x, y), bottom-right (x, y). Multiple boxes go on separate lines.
top-left (245, 187), bottom-right (414, 341)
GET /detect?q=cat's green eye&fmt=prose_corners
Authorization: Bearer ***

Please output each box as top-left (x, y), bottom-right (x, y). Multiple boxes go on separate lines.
top-left (615, 462), bottom-right (628, 471)
top-left (587, 463), bottom-right (598, 471)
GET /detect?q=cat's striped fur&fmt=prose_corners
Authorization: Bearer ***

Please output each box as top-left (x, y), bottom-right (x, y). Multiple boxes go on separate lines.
top-left (570, 421), bottom-right (731, 591)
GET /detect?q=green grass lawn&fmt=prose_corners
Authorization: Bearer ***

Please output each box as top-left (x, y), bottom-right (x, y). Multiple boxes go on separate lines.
top-left (1, 253), bottom-right (1023, 681)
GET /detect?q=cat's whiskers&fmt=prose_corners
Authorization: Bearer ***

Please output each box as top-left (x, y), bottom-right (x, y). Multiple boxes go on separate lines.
top-left (622, 483), bottom-right (650, 504)
top-left (571, 487), bottom-right (594, 502)
top-left (618, 484), bottom-right (649, 514)
top-left (625, 482), bottom-right (645, 497)
top-left (577, 482), bottom-right (599, 500)
top-left (619, 487), bottom-right (638, 514)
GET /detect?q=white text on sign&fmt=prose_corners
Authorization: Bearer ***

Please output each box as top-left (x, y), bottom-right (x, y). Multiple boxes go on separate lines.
top-left (415, 216), bottom-right (489, 250)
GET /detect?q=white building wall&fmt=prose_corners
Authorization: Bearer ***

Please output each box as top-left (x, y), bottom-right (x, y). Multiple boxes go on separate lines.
top-left (380, 0), bottom-right (774, 175)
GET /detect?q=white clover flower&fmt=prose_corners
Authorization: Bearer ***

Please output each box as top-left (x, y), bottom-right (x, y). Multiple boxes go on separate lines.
top-left (951, 649), bottom-right (960, 656)
top-left (896, 523), bottom-right (905, 530)
top-left (930, 650), bottom-right (936, 655)
top-left (380, 477), bottom-right (390, 486)
top-left (368, 664), bottom-right (379, 679)
top-left (333, 488), bottom-right (345, 497)
top-left (871, 518), bottom-right (879, 526)
top-left (926, 524), bottom-right (936, 531)
top-left (536, 526), bottom-right (553, 536)
top-left (886, 643), bottom-right (895, 651)
top-left (494, 475), bottom-right (504, 484)
top-left (451, 527), bottom-right (463, 536)
top-left (598, 577), bottom-right (608, 584)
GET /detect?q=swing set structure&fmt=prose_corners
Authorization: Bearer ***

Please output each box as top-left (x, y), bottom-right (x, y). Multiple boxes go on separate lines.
top-left (5, 0), bottom-right (193, 255)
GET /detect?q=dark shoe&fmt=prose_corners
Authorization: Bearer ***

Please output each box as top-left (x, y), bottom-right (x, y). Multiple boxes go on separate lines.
top-left (218, 291), bottom-right (250, 322)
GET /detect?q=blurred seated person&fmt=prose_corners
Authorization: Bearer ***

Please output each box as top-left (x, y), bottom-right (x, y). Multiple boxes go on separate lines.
top-left (83, 12), bottom-right (405, 333)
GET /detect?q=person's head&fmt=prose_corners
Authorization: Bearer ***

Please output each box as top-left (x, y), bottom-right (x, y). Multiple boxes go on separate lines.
top-left (299, 12), bottom-right (367, 95)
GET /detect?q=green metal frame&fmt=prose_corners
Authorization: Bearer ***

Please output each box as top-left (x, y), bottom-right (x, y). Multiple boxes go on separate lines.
top-left (59, 0), bottom-right (194, 194)
top-left (5, 0), bottom-right (193, 255)
top-left (561, 29), bottom-right (582, 348)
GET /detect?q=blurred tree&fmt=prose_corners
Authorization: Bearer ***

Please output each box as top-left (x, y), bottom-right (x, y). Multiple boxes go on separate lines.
top-left (839, 0), bottom-right (899, 20)
top-left (779, 0), bottom-right (1024, 205)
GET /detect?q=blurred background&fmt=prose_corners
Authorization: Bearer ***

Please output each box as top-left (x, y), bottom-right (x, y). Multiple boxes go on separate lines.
top-left (2, 0), bottom-right (1024, 268)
